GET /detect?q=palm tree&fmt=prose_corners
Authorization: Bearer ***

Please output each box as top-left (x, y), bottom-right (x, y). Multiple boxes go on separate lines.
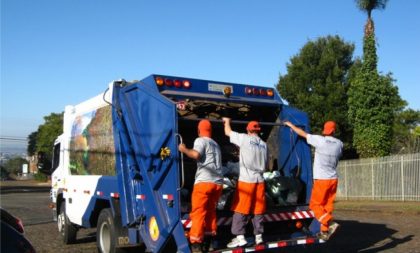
top-left (355, 0), bottom-right (389, 36)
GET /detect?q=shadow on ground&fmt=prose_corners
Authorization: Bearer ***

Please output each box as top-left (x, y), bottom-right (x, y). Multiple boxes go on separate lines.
top-left (266, 219), bottom-right (412, 253)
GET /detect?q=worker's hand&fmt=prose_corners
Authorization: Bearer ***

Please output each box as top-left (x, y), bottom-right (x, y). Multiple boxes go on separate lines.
top-left (222, 117), bottom-right (231, 124)
top-left (283, 121), bottom-right (293, 128)
top-left (178, 143), bottom-right (186, 153)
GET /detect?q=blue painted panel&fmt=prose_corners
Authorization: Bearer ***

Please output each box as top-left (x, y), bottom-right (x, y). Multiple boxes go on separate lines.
top-left (279, 105), bottom-right (313, 203)
top-left (140, 74), bottom-right (283, 105)
top-left (81, 176), bottom-right (118, 227)
top-left (112, 82), bottom-right (189, 252)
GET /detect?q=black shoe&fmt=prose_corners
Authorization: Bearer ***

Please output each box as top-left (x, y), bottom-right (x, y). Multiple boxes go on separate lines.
top-left (191, 243), bottom-right (203, 253)
top-left (202, 236), bottom-right (215, 252)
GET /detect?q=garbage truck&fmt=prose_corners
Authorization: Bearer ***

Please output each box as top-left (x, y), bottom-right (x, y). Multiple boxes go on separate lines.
top-left (47, 74), bottom-right (323, 253)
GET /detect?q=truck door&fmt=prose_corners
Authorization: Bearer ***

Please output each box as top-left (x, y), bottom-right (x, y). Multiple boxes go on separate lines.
top-left (112, 82), bottom-right (189, 253)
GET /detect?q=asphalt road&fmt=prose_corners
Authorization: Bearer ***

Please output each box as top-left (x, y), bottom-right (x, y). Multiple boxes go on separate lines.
top-left (1, 181), bottom-right (420, 253)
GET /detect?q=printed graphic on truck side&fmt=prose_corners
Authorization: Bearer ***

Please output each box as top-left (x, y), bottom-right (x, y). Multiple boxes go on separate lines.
top-left (69, 105), bottom-right (115, 176)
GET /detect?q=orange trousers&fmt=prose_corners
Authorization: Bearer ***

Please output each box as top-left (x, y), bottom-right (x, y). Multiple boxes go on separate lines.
top-left (310, 179), bottom-right (338, 232)
top-left (189, 182), bottom-right (223, 244)
top-left (231, 181), bottom-right (266, 215)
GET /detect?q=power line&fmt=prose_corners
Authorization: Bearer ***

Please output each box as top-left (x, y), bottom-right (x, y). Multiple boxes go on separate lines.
top-left (0, 137), bottom-right (28, 142)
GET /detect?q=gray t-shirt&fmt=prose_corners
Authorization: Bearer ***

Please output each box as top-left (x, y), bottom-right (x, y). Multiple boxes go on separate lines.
top-left (193, 137), bottom-right (223, 184)
top-left (307, 134), bottom-right (343, 179)
top-left (230, 131), bottom-right (267, 183)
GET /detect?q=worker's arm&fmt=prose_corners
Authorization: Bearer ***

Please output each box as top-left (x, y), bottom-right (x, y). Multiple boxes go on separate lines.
top-left (283, 121), bottom-right (308, 139)
top-left (222, 117), bottom-right (232, 137)
top-left (178, 144), bottom-right (201, 160)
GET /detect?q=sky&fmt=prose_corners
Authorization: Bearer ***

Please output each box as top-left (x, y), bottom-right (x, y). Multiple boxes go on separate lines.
top-left (1, 0), bottom-right (420, 154)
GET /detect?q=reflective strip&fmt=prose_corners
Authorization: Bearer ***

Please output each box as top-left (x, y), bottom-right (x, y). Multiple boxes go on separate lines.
top-left (182, 210), bottom-right (313, 228)
top-left (279, 213), bottom-right (289, 220)
top-left (303, 211), bottom-right (312, 218)
top-left (319, 213), bottom-right (328, 222)
top-left (96, 191), bottom-right (104, 196)
top-left (264, 215), bottom-right (273, 222)
top-left (162, 194), bottom-right (174, 200)
top-left (110, 193), bottom-right (120, 198)
top-left (182, 219), bottom-right (192, 228)
top-left (136, 194), bottom-right (146, 200)
top-left (220, 238), bottom-right (323, 252)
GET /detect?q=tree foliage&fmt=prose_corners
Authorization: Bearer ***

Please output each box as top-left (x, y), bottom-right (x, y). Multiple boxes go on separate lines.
top-left (355, 0), bottom-right (389, 36)
top-left (348, 32), bottom-right (402, 157)
top-left (27, 131), bottom-right (38, 156)
top-left (392, 109), bottom-right (420, 154)
top-left (32, 112), bottom-right (63, 161)
top-left (276, 35), bottom-right (356, 157)
top-left (3, 157), bottom-right (28, 175)
top-left (355, 0), bottom-right (388, 18)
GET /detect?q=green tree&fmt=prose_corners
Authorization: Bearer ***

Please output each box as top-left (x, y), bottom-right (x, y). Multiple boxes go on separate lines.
top-left (355, 0), bottom-right (388, 37)
top-left (348, 0), bottom-right (403, 157)
top-left (1, 165), bottom-right (9, 179)
top-left (27, 131), bottom-right (38, 156)
top-left (35, 112), bottom-right (63, 162)
top-left (3, 157), bottom-right (28, 175)
top-left (277, 35), bottom-right (356, 157)
top-left (392, 109), bottom-right (420, 154)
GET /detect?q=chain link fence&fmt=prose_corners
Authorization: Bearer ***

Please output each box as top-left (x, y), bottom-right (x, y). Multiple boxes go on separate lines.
top-left (336, 153), bottom-right (420, 201)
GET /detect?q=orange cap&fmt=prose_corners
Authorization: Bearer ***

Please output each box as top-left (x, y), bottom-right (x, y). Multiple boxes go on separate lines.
top-left (198, 119), bottom-right (212, 137)
top-left (322, 121), bottom-right (336, 136)
top-left (247, 121), bottom-right (261, 132)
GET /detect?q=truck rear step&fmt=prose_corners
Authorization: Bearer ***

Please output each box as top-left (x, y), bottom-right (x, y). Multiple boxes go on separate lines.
top-left (214, 236), bottom-right (324, 253)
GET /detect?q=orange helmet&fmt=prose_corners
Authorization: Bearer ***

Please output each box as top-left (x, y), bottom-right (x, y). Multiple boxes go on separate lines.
top-left (322, 121), bottom-right (336, 136)
top-left (198, 119), bottom-right (212, 137)
top-left (246, 121), bottom-right (261, 132)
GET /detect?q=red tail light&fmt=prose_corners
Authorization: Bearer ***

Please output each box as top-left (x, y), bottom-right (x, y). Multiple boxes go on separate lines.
top-left (259, 88), bottom-right (267, 96)
top-left (252, 88), bottom-right (259, 95)
top-left (174, 79), bottom-right (182, 88)
top-left (245, 87), bottom-right (252, 95)
top-left (164, 79), bottom-right (173, 86)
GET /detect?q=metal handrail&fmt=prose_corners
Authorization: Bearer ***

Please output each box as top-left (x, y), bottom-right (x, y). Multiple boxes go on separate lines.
top-left (180, 117), bottom-right (285, 126)
top-left (175, 134), bottom-right (185, 190)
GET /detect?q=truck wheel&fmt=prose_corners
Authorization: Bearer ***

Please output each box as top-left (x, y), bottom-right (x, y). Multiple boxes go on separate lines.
top-left (57, 202), bottom-right (77, 244)
top-left (97, 208), bottom-right (124, 253)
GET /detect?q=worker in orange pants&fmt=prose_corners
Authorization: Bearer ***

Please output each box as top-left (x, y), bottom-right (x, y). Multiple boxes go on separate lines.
top-left (310, 179), bottom-right (338, 234)
top-left (222, 118), bottom-right (268, 248)
top-left (284, 120), bottom-right (343, 240)
top-left (179, 120), bottom-right (223, 252)
top-left (189, 182), bottom-right (223, 243)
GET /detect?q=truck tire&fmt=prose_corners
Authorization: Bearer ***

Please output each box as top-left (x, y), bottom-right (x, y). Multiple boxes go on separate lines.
top-left (97, 208), bottom-right (125, 253)
top-left (57, 202), bottom-right (77, 244)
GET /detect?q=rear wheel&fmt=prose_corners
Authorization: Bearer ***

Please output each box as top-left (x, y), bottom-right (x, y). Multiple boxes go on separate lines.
top-left (97, 208), bottom-right (126, 253)
top-left (57, 202), bottom-right (77, 244)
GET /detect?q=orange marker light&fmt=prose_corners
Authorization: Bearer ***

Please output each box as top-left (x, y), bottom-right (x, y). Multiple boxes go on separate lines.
top-left (223, 87), bottom-right (232, 97)
top-left (267, 89), bottom-right (274, 97)
top-left (155, 77), bottom-right (164, 86)
top-left (295, 221), bottom-right (303, 229)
